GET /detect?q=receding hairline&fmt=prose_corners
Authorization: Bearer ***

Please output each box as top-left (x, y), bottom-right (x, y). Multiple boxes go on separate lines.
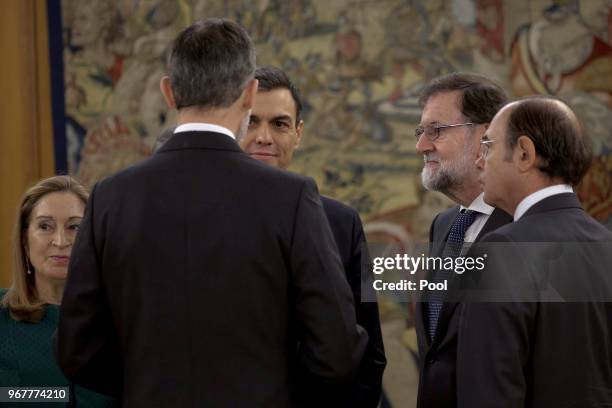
top-left (254, 87), bottom-right (301, 125)
top-left (510, 96), bottom-right (582, 134)
top-left (421, 89), bottom-right (464, 111)
top-left (418, 73), bottom-right (502, 104)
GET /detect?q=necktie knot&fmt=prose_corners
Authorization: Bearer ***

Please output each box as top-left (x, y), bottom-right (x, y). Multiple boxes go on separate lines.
top-left (446, 210), bottom-right (478, 247)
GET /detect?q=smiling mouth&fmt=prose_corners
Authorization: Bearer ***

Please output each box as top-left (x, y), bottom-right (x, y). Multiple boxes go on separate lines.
top-left (250, 152), bottom-right (278, 157)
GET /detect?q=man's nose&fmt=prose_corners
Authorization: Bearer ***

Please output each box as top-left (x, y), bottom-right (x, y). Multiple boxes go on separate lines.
top-left (255, 126), bottom-right (273, 145)
top-left (475, 152), bottom-right (485, 170)
top-left (415, 134), bottom-right (434, 154)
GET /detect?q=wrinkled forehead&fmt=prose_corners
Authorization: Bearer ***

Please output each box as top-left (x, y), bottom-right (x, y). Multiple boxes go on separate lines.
top-left (421, 90), bottom-right (465, 124)
top-left (253, 88), bottom-right (298, 122)
top-left (29, 192), bottom-right (85, 222)
top-left (487, 102), bottom-right (517, 138)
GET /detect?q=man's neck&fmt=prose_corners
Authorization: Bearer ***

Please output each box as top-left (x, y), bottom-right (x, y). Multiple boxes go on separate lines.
top-left (446, 183), bottom-right (482, 208)
top-left (508, 176), bottom-right (568, 217)
top-left (178, 107), bottom-right (243, 136)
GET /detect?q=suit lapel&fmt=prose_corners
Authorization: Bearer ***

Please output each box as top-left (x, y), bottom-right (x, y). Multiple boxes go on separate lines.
top-left (431, 207), bottom-right (460, 256)
top-left (418, 207), bottom-right (459, 347)
top-left (474, 208), bottom-right (513, 242)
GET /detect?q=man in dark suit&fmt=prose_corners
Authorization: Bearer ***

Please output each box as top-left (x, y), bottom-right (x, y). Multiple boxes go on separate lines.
top-left (413, 73), bottom-right (511, 407)
top-left (56, 19), bottom-right (367, 407)
top-left (237, 66), bottom-right (386, 407)
top-left (457, 96), bottom-right (612, 407)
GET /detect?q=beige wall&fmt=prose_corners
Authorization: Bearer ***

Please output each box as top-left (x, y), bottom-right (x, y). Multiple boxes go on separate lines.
top-left (0, 0), bottom-right (55, 287)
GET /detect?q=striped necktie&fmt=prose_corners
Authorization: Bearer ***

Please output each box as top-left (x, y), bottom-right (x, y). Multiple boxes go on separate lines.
top-left (426, 209), bottom-right (478, 341)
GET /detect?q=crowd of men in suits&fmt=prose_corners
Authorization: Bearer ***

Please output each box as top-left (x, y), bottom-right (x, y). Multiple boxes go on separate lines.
top-left (55, 18), bottom-right (612, 407)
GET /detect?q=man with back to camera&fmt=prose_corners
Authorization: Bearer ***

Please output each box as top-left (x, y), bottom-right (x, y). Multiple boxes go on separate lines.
top-left (456, 96), bottom-right (612, 407)
top-left (413, 73), bottom-right (512, 407)
top-left (237, 65), bottom-right (386, 407)
top-left (56, 19), bottom-right (368, 407)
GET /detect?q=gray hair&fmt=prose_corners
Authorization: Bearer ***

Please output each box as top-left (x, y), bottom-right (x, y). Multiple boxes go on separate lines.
top-left (419, 72), bottom-right (507, 124)
top-left (167, 19), bottom-right (256, 110)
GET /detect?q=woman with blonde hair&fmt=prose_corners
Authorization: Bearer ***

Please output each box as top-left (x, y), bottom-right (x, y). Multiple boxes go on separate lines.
top-left (0, 175), bottom-right (115, 407)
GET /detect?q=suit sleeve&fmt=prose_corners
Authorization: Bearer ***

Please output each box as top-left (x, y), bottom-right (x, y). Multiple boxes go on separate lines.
top-left (457, 232), bottom-right (537, 408)
top-left (55, 183), bottom-right (123, 396)
top-left (291, 178), bottom-right (368, 381)
top-left (347, 211), bottom-right (387, 407)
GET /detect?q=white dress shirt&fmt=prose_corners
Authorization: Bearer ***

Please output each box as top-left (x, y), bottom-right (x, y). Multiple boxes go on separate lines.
top-left (174, 123), bottom-right (235, 140)
top-left (460, 192), bottom-right (495, 243)
top-left (513, 184), bottom-right (574, 221)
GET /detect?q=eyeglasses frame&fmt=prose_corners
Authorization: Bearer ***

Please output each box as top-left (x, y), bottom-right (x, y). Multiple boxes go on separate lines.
top-left (415, 122), bottom-right (475, 142)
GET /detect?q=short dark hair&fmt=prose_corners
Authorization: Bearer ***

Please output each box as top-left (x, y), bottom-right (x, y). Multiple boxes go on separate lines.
top-left (167, 19), bottom-right (256, 109)
top-left (255, 66), bottom-right (303, 124)
top-left (419, 72), bottom-right (507, 124)
top-left (505, 96), bottom-right (592, 185)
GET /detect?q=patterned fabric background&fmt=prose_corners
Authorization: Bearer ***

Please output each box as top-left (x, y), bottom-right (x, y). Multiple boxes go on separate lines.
top-left (59, 1), bottom-right (612, 404)
top-left (61, 0), bottom-right (612, 229)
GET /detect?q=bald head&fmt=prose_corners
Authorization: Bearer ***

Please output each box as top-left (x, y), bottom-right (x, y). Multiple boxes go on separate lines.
top-left (504, 96), bottom-right (592, 185)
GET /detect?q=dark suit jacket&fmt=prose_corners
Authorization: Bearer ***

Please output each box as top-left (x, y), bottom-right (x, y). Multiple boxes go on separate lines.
top-left (294, 197), bottom-right (386, 407)
top-left (56, 131), bottom-right (368, 408)
top-left (457, 193), bottom-right (612, 408)
top-left (415, 206), bottom-right (512, 408)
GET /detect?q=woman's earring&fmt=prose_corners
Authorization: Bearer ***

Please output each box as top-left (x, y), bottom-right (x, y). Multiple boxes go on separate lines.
top-left (26, 258), bottom-right (32, 275)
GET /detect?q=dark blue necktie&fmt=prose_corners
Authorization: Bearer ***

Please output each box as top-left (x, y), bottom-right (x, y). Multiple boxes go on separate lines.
top-left (427, 209), bottom-right (478, 341)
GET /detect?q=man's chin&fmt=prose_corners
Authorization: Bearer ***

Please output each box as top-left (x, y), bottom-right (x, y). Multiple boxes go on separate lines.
top-left (251, 154), bottom-right (278, 166)
top-left (421, 168), bottom-right (438, 190)
top-left (482, 191), bottom-right (497, 207)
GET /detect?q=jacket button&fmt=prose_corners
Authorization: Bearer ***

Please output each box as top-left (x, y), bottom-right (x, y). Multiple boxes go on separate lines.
top-left (426, 357), bottom-right (437, 364)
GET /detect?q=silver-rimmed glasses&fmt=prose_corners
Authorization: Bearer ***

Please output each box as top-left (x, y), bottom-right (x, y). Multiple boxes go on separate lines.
top-left (479, 139), bottom-right (495, 159)
top-left (414, 123), bottom-right (474, 142)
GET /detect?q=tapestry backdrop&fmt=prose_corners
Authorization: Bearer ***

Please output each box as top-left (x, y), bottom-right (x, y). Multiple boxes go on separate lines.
top-left (60, 0), bottom-right (612, 225)
top-left (58, 0), bottom-right (612, 404)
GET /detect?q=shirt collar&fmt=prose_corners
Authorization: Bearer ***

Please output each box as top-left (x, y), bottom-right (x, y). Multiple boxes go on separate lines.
top-left (174, 123), bottom-right (235, 140)
top-left (459, 192), bottom-right (494, 215)
top-left (514, 184), bottom-right (573, 221)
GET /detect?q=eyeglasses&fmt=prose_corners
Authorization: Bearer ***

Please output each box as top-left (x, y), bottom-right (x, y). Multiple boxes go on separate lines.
top-left (415, 123), bottom-right (474, 142)
top-left (479, 139), bottom-right (495, 159)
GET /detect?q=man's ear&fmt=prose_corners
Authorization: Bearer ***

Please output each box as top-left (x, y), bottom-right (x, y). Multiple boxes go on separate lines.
top-left (515, 135), bottom-right (537, 172)
top-left (295, 120), bottom-right (304, 149)
top-left (159, 76), bottom-right (176, 109)
top-left (242, 79), bottom-right (259, 111)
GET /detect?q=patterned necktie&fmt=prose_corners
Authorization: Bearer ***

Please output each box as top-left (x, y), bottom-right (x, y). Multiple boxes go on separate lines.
top-left (426, 209), bottom-right (478, 341)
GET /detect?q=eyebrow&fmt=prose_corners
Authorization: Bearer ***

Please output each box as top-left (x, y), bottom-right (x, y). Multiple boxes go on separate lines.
top-left (418, 121), bottom-right (442, 127)
top-left (34, 216), bottom-right (83, 221)
top-left (270, 114), bottom-right (293, 122)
